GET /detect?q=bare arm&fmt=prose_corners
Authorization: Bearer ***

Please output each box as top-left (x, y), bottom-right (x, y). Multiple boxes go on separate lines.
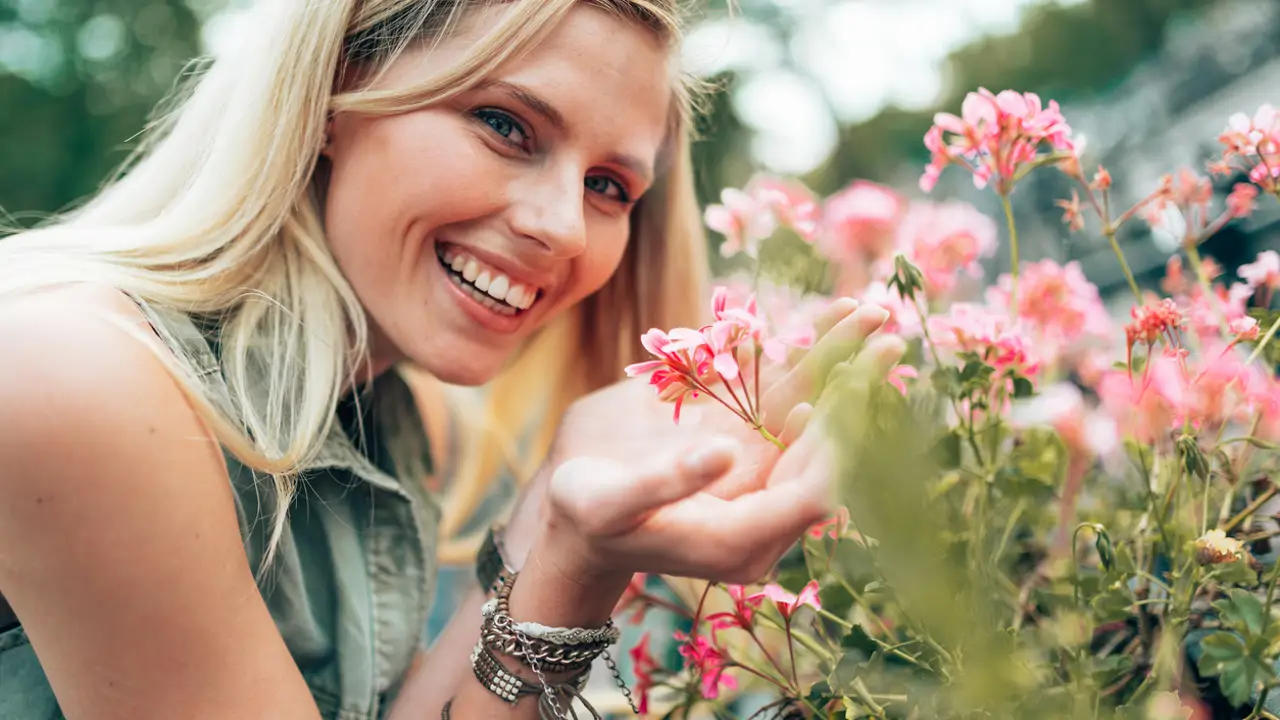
top-left (0, 287), bottom-right (320, 719)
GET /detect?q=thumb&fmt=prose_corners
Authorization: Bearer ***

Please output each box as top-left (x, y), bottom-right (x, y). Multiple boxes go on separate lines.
top-left (548, 437), bottom-right (739, 537)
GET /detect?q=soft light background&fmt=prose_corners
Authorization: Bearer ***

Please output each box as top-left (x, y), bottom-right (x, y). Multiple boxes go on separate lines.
top-left (3, 0), bottom-right (1280, 715)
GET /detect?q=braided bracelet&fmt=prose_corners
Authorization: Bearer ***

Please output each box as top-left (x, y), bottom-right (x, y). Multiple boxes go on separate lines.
top-left (480, 572), bottom-right (620, 673)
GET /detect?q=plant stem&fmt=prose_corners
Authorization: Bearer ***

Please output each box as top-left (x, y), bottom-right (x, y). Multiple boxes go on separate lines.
top-left (756, 424), bottom-right (787, 450)
top-left (783, 618), bottom-right (800, 689)
top-left (1247, 313), bottom-right (1280, 365)
top-left (1001, 193), bottom-right (1020, 313)
top-left (1105, 230), bottom-right (1143, 302)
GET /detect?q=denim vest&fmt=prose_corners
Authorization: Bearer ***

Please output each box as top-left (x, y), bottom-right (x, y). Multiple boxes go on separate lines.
top-left (0, 299), bottom-right (440, 720)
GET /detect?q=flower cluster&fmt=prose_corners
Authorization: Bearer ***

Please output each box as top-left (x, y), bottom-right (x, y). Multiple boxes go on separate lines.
top-left (921, 88), bottom-right (1077, 194)
top-left (621, 91), bottom-right (1280, 719)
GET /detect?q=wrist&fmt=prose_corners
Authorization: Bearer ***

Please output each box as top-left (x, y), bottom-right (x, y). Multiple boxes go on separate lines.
top-left (506, 528), bottom-right (631, 628)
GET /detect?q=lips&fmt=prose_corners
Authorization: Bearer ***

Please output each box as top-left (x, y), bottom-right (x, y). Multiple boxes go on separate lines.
top-left (435, 244), bottom-right (541, 316)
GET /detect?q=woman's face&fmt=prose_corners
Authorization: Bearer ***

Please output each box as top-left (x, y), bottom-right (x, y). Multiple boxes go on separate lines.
top-left (322, 4), bottom-right (673, 386)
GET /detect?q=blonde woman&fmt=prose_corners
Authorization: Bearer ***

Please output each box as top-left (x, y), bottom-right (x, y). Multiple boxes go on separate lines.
top-left (0, 0), bottom-right (903, 718)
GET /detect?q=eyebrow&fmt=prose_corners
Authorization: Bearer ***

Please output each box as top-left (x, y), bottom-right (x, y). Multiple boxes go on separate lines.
top-left (477, 79), bottom-right (656, 185)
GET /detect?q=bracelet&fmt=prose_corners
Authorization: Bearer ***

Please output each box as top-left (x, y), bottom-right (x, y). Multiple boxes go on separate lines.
top-left (474, 571), bottom-right (638, 719)
top-left (480, 572), bottom-right (619, 673)
top-left (471, 640), bottom-right (544, 703)
top-left (476, 524), bottom-right (516, 597)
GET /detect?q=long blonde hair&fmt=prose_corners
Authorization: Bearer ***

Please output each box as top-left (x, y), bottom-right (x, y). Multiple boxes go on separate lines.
top-left (0, 0), bottom-right (710, 564)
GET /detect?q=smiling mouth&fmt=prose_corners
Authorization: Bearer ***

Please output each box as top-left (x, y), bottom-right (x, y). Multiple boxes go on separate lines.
top-left (435, 243), bottom-right (542, 317)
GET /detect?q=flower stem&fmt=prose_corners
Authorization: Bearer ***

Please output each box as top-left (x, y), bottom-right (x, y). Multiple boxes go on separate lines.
top-left (1001, 193), bottom-right (1020, 313)
top-left (783, 618), bottom-right (800, 689)
top-left (1105, 229), bottom-right (1143, 302)
top-left (1247, 313), bottom-right (1280, 365)
top-left (756, 424), bottom-right (786, 450)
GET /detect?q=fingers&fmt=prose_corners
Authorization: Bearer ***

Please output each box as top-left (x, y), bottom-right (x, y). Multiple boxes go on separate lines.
top-left (778, 402), bottom-right (813, 447)
top-left (627, 451), bottom-right (834, 583)
top-left (548, 437), bottom-right (740, 536)
top-left (763, 304), bottom-right (890, 423)
top-left (814, 297), bottom-right (860, 339)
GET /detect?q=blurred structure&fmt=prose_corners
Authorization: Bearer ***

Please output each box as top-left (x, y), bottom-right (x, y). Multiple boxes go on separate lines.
top-left (1000, 0), bottom-right (1280, 302)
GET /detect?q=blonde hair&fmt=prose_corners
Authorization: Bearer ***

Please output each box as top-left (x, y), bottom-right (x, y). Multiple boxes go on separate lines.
top-left (0, 0), bottom-right (710, 565)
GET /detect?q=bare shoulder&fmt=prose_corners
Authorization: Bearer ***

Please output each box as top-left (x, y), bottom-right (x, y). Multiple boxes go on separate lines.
top-left (0, 283), bottom-right (318, 718)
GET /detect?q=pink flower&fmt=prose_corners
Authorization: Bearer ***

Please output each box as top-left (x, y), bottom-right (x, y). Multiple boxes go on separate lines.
top-left (820, 180), bottom-right (904, 262)
top-left (891, 201), bottom-right (998, 297)
top-left (629, 633), bottom-right (661, 714)
top-left (1239, 250), bottom-right (1280, 294)
top-left (1218, 104), bottom-right (1280, 193)
top-left (1124, 298), bottom-right (1183, 349)
top-left (927, 303), bottom-right (1041, 377)
top-left (1097, 359), bottom-right (1184, 445)
top-left (751, 580), bottom-right (822, 621)
top-left (675, 632), bottom-right (737, 700)
top-left (807, 506), bottom-right (850, 540)
top-left (625, 328), bottom-right (716, 423)
top-left (887, 365), bottom-right (918, 396)
top-left (1227, 183), bottom-right (1260, 218)
top-left (985, 259), bottom-right (1113, 370)
top-left (705, 187), bottom-right (777, 259)
top-left (704, 175), bottom-right (822, 258)
top-left (748, 175), bottom-right (822, 241)
top-left (615, 573), bottom-right (651, 625)
top-left (921, 88), bottom-right (1077, 194)
top-left (1230, 316), bottom-right (1260, 342)
top-left (706, 585), bottom-right (765, 633)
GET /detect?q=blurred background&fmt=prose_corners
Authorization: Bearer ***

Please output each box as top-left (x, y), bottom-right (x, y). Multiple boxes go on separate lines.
top-left (3, 0), bottom-right (1280, 306)
top-left (3, 0), bottom-right (1280, 714)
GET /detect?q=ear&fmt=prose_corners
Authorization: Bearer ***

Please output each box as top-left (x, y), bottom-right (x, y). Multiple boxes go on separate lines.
top-left (319, 114), bottom-right (334, 158)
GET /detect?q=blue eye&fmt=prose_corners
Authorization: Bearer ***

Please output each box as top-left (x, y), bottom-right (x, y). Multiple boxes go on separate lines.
top-left (586, 175), bottom-right (631, 203)
top-left (474, 108), bottom-right (529, 147)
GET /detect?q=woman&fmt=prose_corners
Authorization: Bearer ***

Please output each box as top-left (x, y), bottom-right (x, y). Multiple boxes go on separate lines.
top-left (0, 0), bottom-right (903, 718)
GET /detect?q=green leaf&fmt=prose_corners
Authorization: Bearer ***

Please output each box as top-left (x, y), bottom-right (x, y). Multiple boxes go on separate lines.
top-left (932, 430), bottom-right (962, 469)
top-left (1194, 631), bottom-right (1274, 708)
top-left (1012, 374), bottom-right (1035, 398)
top-left (841, 624), bottom-right (879, 656)
top-left (1215, 589), bottom-right (1267, 637)
top-left (1214, 559), bottom-right (1260, 588)
top-left (1090, 583), bottom-right (1133, 623)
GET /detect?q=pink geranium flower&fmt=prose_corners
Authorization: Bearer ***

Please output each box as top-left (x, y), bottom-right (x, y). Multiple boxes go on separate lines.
top-left (751, 580), bottom-right (822, 621)
top-left (629, 633), bottom-right (661, 714)
top-left (704, 175), bottom-right (822, 258)
top-left (887, 365), bottom-right (918, 396)
top-left (921, 88), bottom-right (1077, 194)
top-left (890, 201), bottom-right (998, 298)
top-left (927, 303), bottom-right (1041, 378)
top-left (1218, 104), bottom-right (1280, 194)
top-left (704, 187), bottom-right (777, 259)
top-left (675, 632), bottom-right (737, 700)
top-left (706, 585), bottom-right (765, 633)
top-left (820, 180), bottom-right (904, 262)
top-left (985, 259), bottom-right (1113, 370)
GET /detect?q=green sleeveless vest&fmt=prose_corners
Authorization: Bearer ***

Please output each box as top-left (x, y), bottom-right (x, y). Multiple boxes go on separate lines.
top-left (0, 298), bottom-right (440, 719)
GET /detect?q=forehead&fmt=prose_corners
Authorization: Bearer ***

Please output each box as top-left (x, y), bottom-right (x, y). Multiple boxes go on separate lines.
top-left (383, 4), bottom-right (674, 163)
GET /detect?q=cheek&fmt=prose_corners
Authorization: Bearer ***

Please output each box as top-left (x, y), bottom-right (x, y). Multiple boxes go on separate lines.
top-left (566, 223), bottom-right (631, 303)
top-left (323, 112), bottom-right (506, 280)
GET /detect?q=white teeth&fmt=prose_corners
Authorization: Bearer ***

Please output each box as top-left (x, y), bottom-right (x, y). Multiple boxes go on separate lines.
top-left (487, 275), bottom-right (509, 300)
top-left (438, 245), bottom-right (539, 311)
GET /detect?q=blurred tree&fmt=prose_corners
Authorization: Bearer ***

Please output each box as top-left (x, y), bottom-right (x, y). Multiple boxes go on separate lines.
top-left (693, 0), bottom-right (1228, 200)
top-left (0, 0), bottom-right (208, 220)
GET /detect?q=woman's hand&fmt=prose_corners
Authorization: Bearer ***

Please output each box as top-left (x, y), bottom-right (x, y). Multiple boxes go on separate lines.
top-left (505, 300), bottom-right (904, 592)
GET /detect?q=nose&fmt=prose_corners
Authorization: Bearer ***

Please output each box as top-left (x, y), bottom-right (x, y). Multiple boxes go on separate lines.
top-left (507, 165), bottom-right (587, 258)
